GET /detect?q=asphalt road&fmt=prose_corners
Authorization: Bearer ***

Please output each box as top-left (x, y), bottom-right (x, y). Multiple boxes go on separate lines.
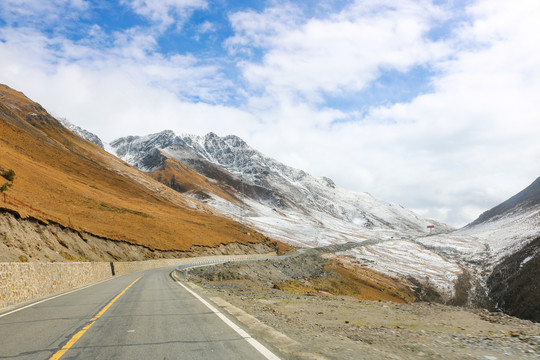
top-left (0, 267), bottom-right (277, 360)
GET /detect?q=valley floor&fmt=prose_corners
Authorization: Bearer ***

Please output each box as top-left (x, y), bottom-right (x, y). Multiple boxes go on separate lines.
top-left (189, 263), bottom-right (540, 360)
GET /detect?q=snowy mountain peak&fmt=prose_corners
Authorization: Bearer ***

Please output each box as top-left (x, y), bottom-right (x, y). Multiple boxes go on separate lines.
top-left (110, 130), bottom-right (450, 244)
top-left (222, 134), bottom-right (249, 149)
top-left (57, 118), bottom-right (104, 148)
top-left (455, 176), bottom-right (540, 260)
top-left (110, 130), bottom-right (180, 170)
top-left (109, 130), bottom-right (462, 303)
top-left (318, 176), bottom-right (336, 189)
top-left (466, 176), bottom-right (540, 228)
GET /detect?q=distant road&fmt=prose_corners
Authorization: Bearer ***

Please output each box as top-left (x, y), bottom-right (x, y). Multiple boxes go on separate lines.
top-left (0, 267), bottom-right (278, 360)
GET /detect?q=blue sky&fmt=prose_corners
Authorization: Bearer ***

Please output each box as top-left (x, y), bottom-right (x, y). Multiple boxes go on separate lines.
top-left (1, 0), bottom-right (539, 226)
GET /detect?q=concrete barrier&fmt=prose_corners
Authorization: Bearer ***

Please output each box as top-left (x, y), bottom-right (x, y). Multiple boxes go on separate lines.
top-left (0, 262), bottom-right (111, 309)
top-left (0, 252), bottom-right (276, 310)
top-left (173, 254), bottom-right (280, 281)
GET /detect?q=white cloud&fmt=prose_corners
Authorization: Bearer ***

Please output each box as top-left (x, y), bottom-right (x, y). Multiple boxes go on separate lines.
top-left (197, 21), bottom-right (215, 34)
top-left (0, 0), bottom-right (539, 228)
top-left (230, 0), bottom-right (540, 226)
top-left (0, 0), bottom-right (89, 26)
top-left (230, 0), bottom-right (450, 101)
top-left (122, 0), bottom-right (207, 29)
top-left (226, 5), bottom-right (303, 53)
top-left (0, 24), bottom-right (233, 103)
top-left (42, 68), bottom-right (255, 141)
top-left (0, 24), bottom-right (243, 142)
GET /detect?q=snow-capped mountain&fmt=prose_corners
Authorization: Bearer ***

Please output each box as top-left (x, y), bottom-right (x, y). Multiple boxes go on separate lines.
top-left (418, 177), bottom-right (540, 265)
top-left (58, 117), bottom-right (104, 148)
top-left (111, 130), bottom-right (450, 245)
top-left (465, 177), bottom-right (539, 321)
top-left (413, 177), bottom-right (539, 320)
top-left (110, 130), bottom-right (540, 312)
top-left (111, 130), bottom-right (469, 303)
top-left (458, 176), bottom-right (540, 259)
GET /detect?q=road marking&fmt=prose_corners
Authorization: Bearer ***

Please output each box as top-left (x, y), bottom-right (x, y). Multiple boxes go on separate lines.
top-left (0, 276), bottom-right (117, 319)
top-left (174, 280), bottom-right (281, 360)
top-left (49, 276), bottom-right (142, 360)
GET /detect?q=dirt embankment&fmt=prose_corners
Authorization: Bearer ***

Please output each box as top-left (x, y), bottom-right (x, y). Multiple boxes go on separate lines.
top-left (188, 246), bottom-right (540, 359)
top-left (0, 211), bottom-right (277, 262)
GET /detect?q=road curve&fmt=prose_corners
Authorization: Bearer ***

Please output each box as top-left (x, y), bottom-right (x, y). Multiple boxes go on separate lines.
top-left (0, 267), bottom-right (277, 360)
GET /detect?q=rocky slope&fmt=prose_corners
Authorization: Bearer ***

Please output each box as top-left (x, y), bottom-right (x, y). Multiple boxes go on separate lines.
top-left (0, 210), bottom-right (276, 263)
top-left (465, 177), bottom-right (540, 322)
top-left (488, 236), bottom-right (540, 322)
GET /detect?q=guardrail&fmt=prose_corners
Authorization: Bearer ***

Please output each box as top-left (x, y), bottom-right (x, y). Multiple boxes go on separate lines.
top-left (173, 255), bottom-right (274, 281)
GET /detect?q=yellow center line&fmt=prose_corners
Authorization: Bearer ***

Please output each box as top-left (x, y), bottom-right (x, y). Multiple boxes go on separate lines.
top-left (49, 276), bottom-right (142, 360)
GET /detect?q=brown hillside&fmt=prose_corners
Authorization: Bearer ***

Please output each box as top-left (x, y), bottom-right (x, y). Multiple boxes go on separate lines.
top-left (0, 84), bottom-right (270, 251)
top-left (147, 157), bottom-right (242, 204)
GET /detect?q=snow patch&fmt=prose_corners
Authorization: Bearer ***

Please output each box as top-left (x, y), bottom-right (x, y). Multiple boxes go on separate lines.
top-left (339, 240), bottom-right (463, 298)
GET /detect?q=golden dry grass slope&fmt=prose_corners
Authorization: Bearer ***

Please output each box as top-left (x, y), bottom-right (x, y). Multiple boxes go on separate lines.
top-left (0, 84), bottom-right (271, 251)
top-left (147, 158), bottom-right (242, 205)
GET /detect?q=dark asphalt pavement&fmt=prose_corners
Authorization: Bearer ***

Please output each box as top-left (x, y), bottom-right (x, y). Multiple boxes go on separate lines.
top-left (0, 267), bottom-right (275, 360)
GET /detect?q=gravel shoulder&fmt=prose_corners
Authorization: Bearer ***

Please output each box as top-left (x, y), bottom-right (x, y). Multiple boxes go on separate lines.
top-left (187, 249), bottom-right (540, 360)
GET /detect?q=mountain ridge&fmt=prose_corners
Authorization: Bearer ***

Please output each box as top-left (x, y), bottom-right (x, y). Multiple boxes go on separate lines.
top-left (111, 129), bottom-right (451, 245)
top-left (110, 129), bottom-right (478, 305)
top-left (58, 117), bottom-right (104, 148)
top-left (466, 177), bottom-right (540, 228)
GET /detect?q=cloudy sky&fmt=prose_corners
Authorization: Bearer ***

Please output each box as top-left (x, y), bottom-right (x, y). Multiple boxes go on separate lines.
top-left (1, 0), bottom-right (539, 227)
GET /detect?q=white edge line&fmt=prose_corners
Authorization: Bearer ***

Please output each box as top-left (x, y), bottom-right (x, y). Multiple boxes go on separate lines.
top-left (174, 279), bottom-right (281, 360)
top-left (0, 276), bottom-right (117, 319)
